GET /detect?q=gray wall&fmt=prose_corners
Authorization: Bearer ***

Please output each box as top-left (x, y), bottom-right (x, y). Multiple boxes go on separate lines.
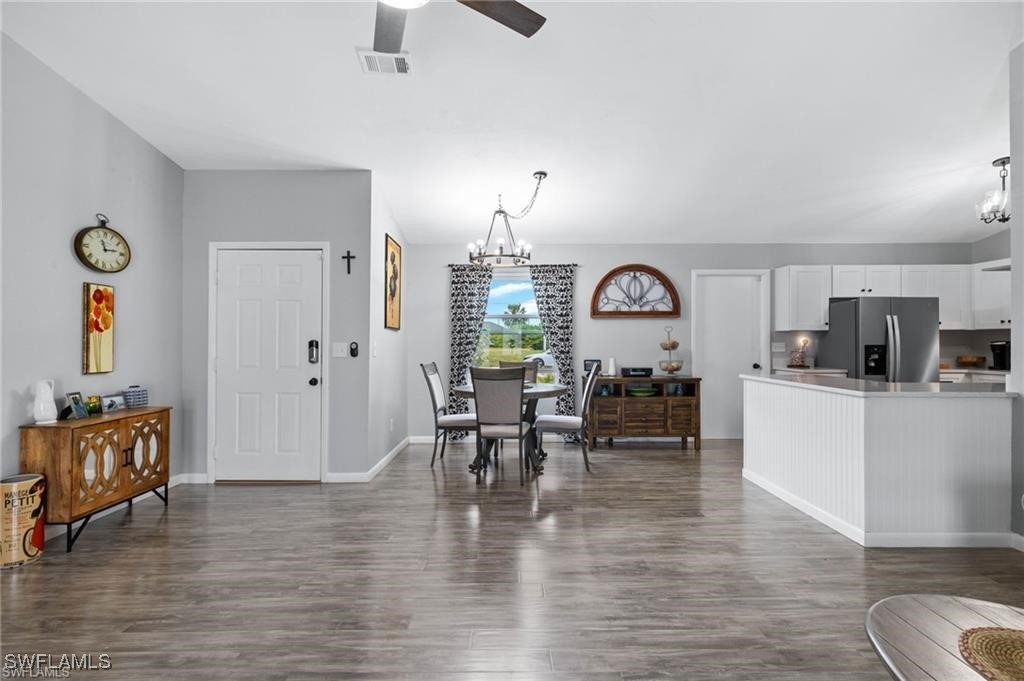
top-left (368, 184), bottom-right (408, 462)
top-left (182, 170), bottom-right (372, 475)
top-left (1009, 41), bottom-right (1023, 536)
top-left (972, 228), bottom-right (1011, 263)
top-left (405, 241), bottom-right (971, 436)
top-left (1, 37), bottom-right (184, 477)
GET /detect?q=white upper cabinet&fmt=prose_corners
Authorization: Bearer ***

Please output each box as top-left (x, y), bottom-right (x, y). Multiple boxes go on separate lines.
top-left (934, 265), bottom-right (973, 330)
top-left (900, 265), bottom-right (972, 329)
top-left (831, 265), bottom-right (901, 297)
top-left (832, 266), bottom-right (866, 297)
top-left (972, 259), bottom-right (1012, 329)
top-left (899, 265), bottom-right (935, 297)
top-left (774, 266), bottom-right (832, 331)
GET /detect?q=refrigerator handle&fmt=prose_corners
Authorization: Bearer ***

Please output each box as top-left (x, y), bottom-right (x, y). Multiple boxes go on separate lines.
top-left (892, 314), bottom-right (902, 383)
top-left (885, 315), bottom-right (895, 382)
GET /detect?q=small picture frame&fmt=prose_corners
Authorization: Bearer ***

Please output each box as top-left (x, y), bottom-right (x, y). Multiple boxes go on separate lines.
top-left (100, 393), bottom-right (126, 413)
top-left (66, 392), bottom-right (88, 419)
top-left (584, 359), bottom-right (602, 374)
top-left (85, 395), bottom-right (103, 415)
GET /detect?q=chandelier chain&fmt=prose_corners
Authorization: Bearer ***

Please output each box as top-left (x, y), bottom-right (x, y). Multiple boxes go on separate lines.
top-left (497, 172), bottom-right (546, 220)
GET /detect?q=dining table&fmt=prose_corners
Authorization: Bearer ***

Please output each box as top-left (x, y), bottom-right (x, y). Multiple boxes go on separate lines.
top-left (451, 382), bottom-right (568, 478)
top-left (865, 594), bottom-right (1024, 680)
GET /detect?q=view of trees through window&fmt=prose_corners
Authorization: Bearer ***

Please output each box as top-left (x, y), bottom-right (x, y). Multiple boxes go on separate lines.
top-left (474, 274), bottom-right (550, 371)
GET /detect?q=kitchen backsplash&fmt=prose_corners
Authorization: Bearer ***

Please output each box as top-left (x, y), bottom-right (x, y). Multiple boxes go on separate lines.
top-left (939, 329), bottom-right (1010, 368)
top-left (771, 329), bottom-right (1009, 370)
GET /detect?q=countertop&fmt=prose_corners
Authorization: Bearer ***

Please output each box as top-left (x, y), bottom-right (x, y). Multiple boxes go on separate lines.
top-left (740, 372), bottom-right (1017, 398)
top-left (939, 368), bottom-right (1010, 376)
top-left (772, 367), bottom-right (848, 375)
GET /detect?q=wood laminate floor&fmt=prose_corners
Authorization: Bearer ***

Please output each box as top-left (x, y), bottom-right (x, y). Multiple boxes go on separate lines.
top-left (2, 440), bottom-right (1022, 680)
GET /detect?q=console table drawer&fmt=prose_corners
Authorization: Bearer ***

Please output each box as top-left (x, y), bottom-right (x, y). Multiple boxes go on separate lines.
top-left (668, 402), bottom-right (696, 434)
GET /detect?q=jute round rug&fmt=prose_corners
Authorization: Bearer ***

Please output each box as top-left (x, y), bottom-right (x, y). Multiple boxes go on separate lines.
top-left (958, 627), bottom-right (1024, 681)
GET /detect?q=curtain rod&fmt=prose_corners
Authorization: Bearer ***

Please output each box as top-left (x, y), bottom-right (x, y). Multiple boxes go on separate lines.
top-left (445, 263), bottom-right (579, 267)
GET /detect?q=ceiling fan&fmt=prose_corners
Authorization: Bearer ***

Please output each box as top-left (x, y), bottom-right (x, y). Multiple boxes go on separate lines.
top-left (373, 0), bottom-right (547, 54)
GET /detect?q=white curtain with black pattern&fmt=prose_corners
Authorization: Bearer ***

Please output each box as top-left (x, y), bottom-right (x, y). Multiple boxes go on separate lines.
top-left (446, 264), bottom-right (493, 439)
top-left (529, 265), bottom-right (578, 422)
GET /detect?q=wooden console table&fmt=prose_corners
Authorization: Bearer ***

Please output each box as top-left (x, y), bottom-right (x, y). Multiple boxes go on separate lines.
top-left (587, 376), bottom-right (701, 449)
top-left (20, 406), bottom-right (170, 551)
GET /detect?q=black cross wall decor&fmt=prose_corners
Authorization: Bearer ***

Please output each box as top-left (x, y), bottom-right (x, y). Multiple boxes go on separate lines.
top-left (342, 250), bottom-right (356, 274)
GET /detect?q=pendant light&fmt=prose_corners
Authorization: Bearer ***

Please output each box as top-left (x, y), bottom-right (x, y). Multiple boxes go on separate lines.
top-left (977, 157), bottom-right (1011, 224)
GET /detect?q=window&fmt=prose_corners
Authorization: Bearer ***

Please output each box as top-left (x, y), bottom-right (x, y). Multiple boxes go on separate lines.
top-left (474, 271), bottom-right (550, 371)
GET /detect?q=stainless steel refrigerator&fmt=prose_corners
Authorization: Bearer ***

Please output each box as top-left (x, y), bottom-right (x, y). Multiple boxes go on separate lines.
top-left (816, 297), bottom-right (940, 383)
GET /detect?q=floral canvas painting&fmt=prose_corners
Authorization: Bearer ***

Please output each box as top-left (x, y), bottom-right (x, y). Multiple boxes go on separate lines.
top-left (83, 283), bottom-right (114, 374)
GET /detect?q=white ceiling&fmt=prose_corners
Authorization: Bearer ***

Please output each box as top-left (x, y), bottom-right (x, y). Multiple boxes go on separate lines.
top-left (4, 2), bottom-right (1022, 244)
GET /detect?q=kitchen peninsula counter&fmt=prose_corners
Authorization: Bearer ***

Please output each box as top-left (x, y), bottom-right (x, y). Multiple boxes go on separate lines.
top-left (741, 373), bottom-right (1016, 548)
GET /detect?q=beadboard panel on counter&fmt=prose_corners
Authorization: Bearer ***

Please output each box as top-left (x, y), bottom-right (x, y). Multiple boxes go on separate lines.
top-left (742, 374), bottom-right (1015, 547)
top-left (743, 378), bottom-right (865, 541)
top-left (864, 397), bottom-right (1012, 544)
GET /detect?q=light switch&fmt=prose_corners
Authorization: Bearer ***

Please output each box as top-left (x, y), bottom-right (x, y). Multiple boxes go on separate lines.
top-left (332, 342), bottom-right (346, 358)
top-left (372, 342), bottom-right (378, 358)
top-left (771, 342), bottom-right (786, 353)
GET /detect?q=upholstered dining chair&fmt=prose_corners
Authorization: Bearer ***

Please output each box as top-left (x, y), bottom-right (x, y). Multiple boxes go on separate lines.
top-left (534, 363), bottom-right (600, 472)
top-left (421, 362), bottom-right (476, 467)
top-left (499, 360), bottom-right (539, 383)
top-left (470, 366), bottom-right (531, 485)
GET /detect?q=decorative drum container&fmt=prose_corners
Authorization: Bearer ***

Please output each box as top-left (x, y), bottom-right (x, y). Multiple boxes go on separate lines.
top-left (1, 474), bottom-right (46, 568)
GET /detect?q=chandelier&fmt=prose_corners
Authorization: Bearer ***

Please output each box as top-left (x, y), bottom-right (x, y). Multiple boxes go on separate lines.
top-left (976, 157), bottom-right (1011, 224)
top-left (467, 171), bottom-right (547, 267)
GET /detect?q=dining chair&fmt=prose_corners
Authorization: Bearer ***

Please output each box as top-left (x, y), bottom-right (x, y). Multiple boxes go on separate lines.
top-left (420, 362), bottom-right (476, 467)
top-left (470, 366), bottom-right (531, 485)
top-left (534, 363), bottom-right (600, 472)
top-left (499, 360), bottom-right (539, 383)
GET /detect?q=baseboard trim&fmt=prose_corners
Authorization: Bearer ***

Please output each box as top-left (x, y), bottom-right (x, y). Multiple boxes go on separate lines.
top-left (742, 468), bottom-right (866, 546)
top-left (742, 469), bottom-right (1020, 549)
top-left (172, 473), bottom-right (209, 484)
top-left (863, 532), bottom-right (1015, 548)
top-left (42, 474), bottom-right (198, 544)
top-left (324, 437), bottom-right (409, 483)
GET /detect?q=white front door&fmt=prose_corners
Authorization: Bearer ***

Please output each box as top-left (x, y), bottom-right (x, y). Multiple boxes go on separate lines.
top-left (214, 250), bottom-right (323, 480)
top-left (693, 272), bottom-right (767, 439)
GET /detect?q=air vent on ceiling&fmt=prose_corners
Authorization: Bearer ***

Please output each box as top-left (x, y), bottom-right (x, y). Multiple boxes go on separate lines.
top-left (357, 49), bottom-right (412, 75)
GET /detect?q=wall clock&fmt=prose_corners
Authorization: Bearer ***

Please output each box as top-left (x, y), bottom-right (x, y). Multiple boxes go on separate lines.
top-left (74, 213), bottom-right (131, 273)
top-left (591, 264), bottom-right (681, 318)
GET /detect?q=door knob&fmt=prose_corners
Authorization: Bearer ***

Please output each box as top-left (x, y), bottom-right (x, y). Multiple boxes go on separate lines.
top-left (309, 378), bottom-right (319, 386)
top-left (752, 363), bottom-right (762, 370)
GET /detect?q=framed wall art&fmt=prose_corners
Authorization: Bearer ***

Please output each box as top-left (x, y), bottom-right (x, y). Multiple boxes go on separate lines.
top-left (590, 264), bottom-right (681, 318)
top-left (385, 234), bottom-right (402, 330)
top-left (83, 283), bottom-right (115, 374)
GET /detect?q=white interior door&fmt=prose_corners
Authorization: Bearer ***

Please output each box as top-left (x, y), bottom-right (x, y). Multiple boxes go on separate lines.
top-left (215, 250), bottom-right (323, 480)
top-left (693, 272), bottom-right (768, 439)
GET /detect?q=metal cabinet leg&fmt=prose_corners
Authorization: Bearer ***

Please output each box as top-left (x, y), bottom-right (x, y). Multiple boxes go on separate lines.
top-left (66, 517), bottom-right (90, 552)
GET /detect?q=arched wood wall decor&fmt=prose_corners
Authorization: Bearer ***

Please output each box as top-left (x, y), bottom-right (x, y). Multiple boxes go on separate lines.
top-left (590, 264), bottom-right (681, 318)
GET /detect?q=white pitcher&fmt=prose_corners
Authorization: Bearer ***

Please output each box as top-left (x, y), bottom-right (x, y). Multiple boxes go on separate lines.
top-left (32, 380), bottom-right (58, 424)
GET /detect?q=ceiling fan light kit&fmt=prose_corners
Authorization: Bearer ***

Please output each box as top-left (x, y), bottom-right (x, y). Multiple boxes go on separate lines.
top-left (976, 156), bottom-right (1011, 224)
top-left (468, 170), bottom-right (546, 268)
top-left (380, 0), bottom-right (429, 9)
top-left (371, 0), bottom-right (546, 54)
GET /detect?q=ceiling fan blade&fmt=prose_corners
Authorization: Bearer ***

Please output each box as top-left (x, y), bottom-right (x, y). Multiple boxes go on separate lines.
top-left (456, 0), bottom-right (546, 38)
top-left (373, 1), bottom-right (408, 54)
